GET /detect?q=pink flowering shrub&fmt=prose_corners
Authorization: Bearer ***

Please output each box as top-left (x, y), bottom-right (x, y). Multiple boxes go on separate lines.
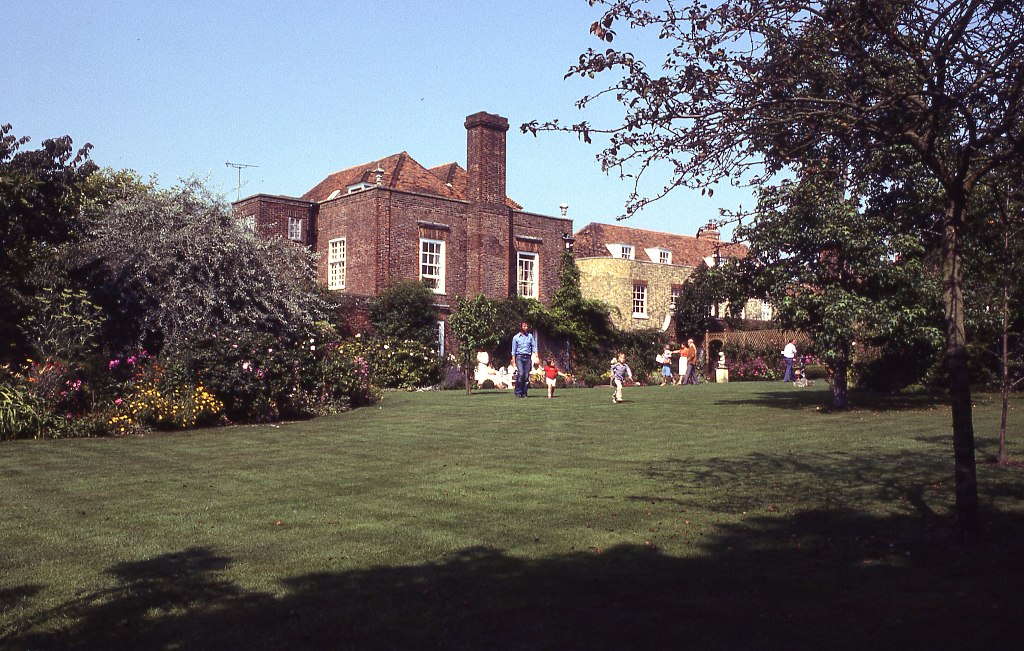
top-left (181, 330), bottom-right (376, 422)
top-left (722, 343), bottom-right (784, 382)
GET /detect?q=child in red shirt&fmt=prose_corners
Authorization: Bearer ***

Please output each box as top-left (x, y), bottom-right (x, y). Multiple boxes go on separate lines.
top-left (543, 358), bottom-right (560, 399)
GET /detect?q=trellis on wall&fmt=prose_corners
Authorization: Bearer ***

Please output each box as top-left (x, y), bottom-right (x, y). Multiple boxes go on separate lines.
top-left (702, 329), bottom-right (811, 369)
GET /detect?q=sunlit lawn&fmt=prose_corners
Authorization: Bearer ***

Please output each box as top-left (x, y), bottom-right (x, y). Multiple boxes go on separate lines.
top-left (2, 382), bottom-right (1023, 650)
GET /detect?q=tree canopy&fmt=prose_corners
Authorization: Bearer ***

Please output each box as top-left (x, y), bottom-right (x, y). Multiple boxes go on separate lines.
top-left (0, 124), bottom-right (96, 362)
top-left (75, 173), bottom-right (329, 355)
top-left (737, 173), bottom-right (944, 408)
top-left (528, 0), bottom-right (1024, 541)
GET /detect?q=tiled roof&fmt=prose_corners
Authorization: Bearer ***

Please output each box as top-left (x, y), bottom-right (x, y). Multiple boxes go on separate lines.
top-left (302, 153), bottom-right (521, 209)
top-left (427, 163), bottom-right (523, 210)
top-left (573, 222), bottom-right (747, 267)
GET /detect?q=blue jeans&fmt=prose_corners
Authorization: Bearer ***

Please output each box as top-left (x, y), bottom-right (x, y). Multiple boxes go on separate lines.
top-left (515, 354), bottom-right (532, 397)
top-left (783, 358), bottom-right (794, 382)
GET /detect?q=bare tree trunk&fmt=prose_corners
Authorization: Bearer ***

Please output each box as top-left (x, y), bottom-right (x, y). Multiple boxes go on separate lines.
top-left (999, 225), bottom-right (1010, 465)
top-left (942, 202), bottom-right (980, 543)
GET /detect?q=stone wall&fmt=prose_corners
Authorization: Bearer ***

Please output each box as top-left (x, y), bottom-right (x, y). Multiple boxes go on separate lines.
top-left (577, 257), bottom-right (697, 332)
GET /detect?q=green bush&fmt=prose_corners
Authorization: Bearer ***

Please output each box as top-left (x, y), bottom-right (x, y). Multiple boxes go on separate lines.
top-left (338, 335), bottom-right (442, 390)
top-left (851, 338), bottom-right (942, 392)
top-left (580, 371), bottom-right (607, 388)
top-left (803, 364), bottom-right (828, 380)
top-left (314, 341), bottom-right (374, 410)
top-left (369, 281), bottom-right (440, 349)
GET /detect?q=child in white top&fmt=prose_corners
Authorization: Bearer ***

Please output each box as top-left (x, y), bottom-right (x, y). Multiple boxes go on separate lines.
top-left (610, 353), bottom-right (633, 403)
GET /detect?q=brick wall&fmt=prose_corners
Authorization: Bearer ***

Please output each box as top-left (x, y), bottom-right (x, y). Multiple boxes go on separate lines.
top-left (316, 190), bottom-right (381, 297)
top-left (465, 112), bottom-right (508, 207)
top-left (235, 195), bottom-right (315, 245)
top-left (512, 211), bottom-right (572, 305)
top-left (379, 189), bottom-right (469, 307)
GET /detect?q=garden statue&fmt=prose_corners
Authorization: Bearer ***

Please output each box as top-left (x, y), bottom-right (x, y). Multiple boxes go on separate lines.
top-left (716, 351), bottom-right (729, 383)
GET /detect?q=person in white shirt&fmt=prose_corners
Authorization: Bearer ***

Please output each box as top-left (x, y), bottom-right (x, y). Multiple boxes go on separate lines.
top-left (782, 339), bottom-right (798, 382)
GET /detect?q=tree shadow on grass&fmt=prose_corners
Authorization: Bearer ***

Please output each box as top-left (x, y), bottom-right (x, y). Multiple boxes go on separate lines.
top-left (5, 509), bottom-right (1024, 651)
top-left (638, 447), bottom-right (954, 517)
top-left (715, 388), bottom-right (949, 413)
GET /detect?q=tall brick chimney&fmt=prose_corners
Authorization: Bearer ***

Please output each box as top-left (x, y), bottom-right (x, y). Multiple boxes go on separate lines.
top-left (465, 112), bottom-right (508, 207)
top-left (465, 112), bottom-right (511, 297)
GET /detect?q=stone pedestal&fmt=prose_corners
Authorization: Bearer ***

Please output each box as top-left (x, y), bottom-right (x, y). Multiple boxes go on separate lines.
top-left (716, 367), bottom-right (729, 383)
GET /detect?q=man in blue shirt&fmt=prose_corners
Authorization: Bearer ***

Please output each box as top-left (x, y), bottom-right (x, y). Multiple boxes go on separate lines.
top-left (510, 321), bottom-right (537, 398)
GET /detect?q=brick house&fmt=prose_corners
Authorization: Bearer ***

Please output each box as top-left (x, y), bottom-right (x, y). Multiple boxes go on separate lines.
top-left (572, 221), bottom-right (772, 333)
top-left (233, 112), bottom-right (573, 353)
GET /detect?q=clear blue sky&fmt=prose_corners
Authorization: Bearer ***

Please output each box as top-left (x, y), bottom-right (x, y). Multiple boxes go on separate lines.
top-left (5, 0), bottom-right (752, 237)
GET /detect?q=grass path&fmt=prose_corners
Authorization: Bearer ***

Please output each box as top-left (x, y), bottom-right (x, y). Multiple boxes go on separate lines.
top-left (2, 383), bottom-right (1023, 649)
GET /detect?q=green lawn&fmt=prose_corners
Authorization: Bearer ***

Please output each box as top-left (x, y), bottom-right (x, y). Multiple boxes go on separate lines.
top-left (2, 383), bottom-right (1023, 650)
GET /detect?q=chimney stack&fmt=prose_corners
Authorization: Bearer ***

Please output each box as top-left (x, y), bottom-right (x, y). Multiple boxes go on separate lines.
top-left (465, 112), bottom-right (509, 208)
top-left (464, 112), bottom-right (511, 297)
top-left (697, 220), bottom-right (720, 240)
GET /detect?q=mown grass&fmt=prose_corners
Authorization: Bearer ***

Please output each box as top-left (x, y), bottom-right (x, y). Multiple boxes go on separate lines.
top-left (2, 382), bottom-right (1023, 650)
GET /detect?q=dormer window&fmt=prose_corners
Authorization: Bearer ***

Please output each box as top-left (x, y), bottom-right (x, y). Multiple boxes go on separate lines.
top-left (645, 247), bottom-right (672, 264)
top-left (606, 243), bottom-right (635, 259)
top-left (346, 182), bottom-right (374, 195)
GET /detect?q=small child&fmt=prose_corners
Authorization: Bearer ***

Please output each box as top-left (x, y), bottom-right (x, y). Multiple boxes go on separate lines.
top-left (656, 345), bottom-right (674, 386)
top-left (610, 352), bottom-right (633, 403)
top-left (542, 358), bottom-right (561, 399)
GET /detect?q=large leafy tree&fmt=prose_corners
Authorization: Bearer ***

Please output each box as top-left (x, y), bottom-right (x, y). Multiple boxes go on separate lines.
top-left (76, 172), bottom-right (329, 354)
top-left (737, 174), bottom-right (943, 409)
top-left (0, 124), bottom-right (96, 363)
top-left (527, 0), bottom-right (1024, 542)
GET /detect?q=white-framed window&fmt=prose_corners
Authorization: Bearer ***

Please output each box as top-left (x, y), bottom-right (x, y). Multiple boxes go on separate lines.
top-left (420, 238), bottom-right (446, 293)
top-left (517, 251), bottom-right (539, 299)
top-left (759, 300), bottom-right (773, 321)
top-left (240, 214), bottom-right (256, 232)
top-left (605, 243), bottom-right (636, 259)
top-left (644, 247), bottom-right (672, 264)
top-left (632, 283), bottom-right (648, 317)
top-left (437, 321), bottom-right (446, 357)
top-left (670, 285), bottom-right (682, 311)
top-left (328, 237), bottom-right (346, 290)
top-left (288, 217), bottom-right (303, 242)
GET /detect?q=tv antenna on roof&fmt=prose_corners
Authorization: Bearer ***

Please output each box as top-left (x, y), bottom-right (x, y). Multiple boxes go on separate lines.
top-left (225, 161), bottom-right (258, 200)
